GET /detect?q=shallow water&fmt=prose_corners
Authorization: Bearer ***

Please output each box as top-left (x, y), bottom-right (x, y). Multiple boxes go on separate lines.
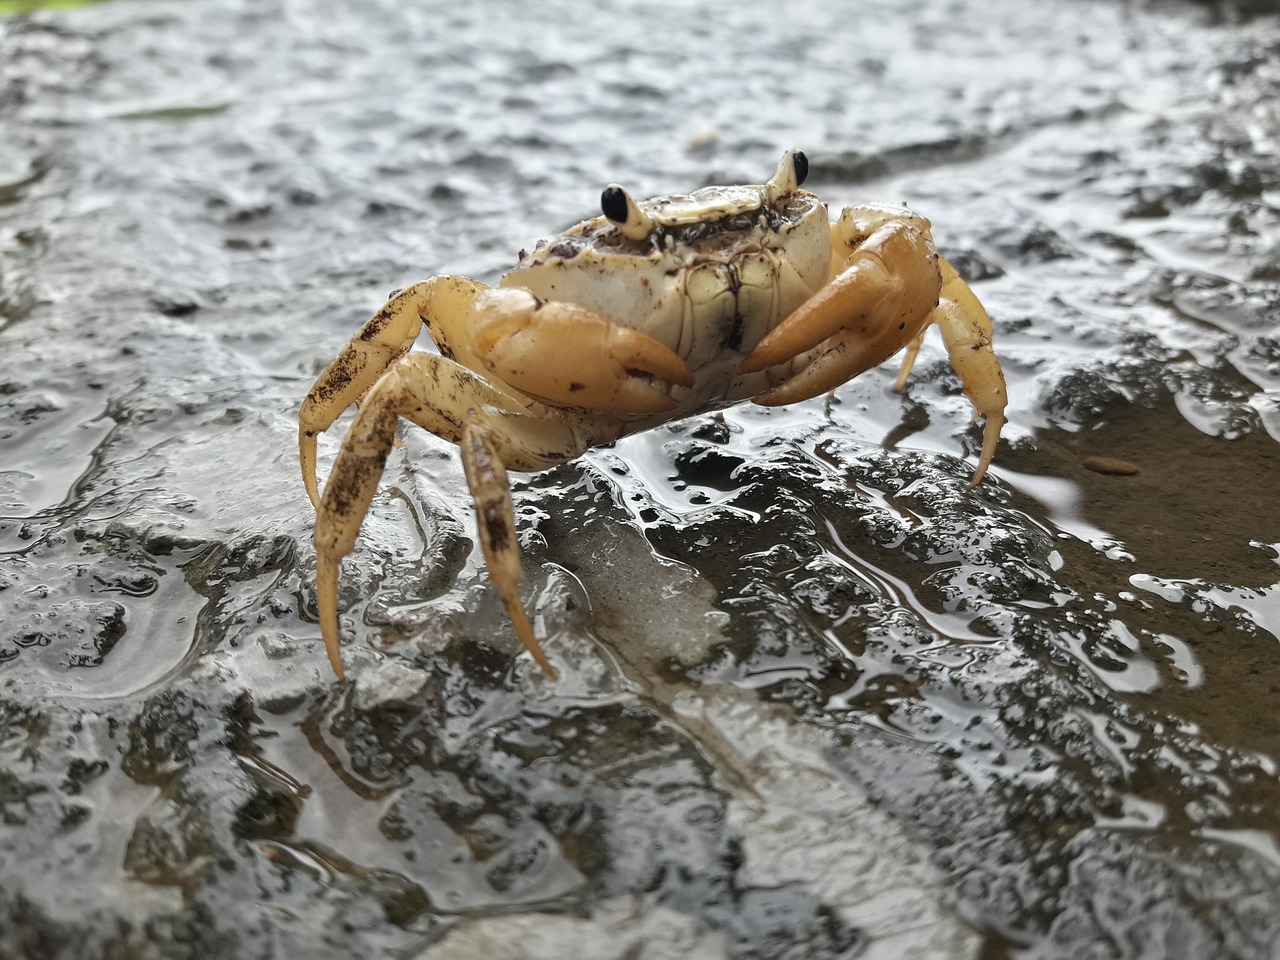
top-left (2, 0), bottom-right (1279, 957)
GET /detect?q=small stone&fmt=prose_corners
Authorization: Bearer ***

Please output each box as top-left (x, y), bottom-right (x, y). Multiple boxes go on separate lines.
top-left (1083, 456), bottom-right (1140, 476)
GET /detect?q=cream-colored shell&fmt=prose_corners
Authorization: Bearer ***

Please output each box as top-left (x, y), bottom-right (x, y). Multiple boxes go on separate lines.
top-left (500, 185), bottom-right (833, 381)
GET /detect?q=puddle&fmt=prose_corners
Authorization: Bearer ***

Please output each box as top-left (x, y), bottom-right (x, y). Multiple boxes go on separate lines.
top-left (1006, 396), bottom-right (1280, 587)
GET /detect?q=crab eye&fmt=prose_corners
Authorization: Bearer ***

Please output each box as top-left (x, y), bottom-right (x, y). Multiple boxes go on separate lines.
top-left (601, 185), bottom-right (629, 223)
top-left (793, 151), bottom-right (809, 187)
top-left (766, 150), bottom-right (808, 202)
top-left (600, 183), bottom-right (656, 241)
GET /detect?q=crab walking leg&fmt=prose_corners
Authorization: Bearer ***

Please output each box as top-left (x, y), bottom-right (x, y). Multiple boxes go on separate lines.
top-left (313, 351), bottom-right (577, 679)
top-left (886, 257), bottom-right (1006, 483)
top-left (892, 257), bottom-right (992, 391)
top-left (455, 402), bottom-right (598, 676)
top-left (923, 259), bottom-right (1007, 485)
top-left (460, 419), bottom-right (556, 678)
top-left (299, 276), bottom-right (490, 509)
top-left (891, 332), bottom-right (927, 395)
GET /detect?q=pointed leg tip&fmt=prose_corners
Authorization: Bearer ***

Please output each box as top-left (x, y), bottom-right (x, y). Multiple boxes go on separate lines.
top-left (300, 431), bottom-right (323, 511)
top-left (329, 658), bottom-right (347, 683)
top-left (503, 595), bottom-right (558, 680)
top-left (968, 411), bottom-right (1004, 488)
top-left (324, 630), bottom-right (347, 682)
top-left (316, 553), bottom-right (347, 681)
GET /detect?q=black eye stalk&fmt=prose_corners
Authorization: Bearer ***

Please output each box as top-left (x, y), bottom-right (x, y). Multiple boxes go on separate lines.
top-left (600, 185), bottom-right (629, 223)
top-left (766, 148), bottom-right (809, 202)
top-left (600, 183), bottom-right (655, 241)
top-left (603, 150), bottom-right (811, 240)
top-left (793, 150), bottom-right (809, 187)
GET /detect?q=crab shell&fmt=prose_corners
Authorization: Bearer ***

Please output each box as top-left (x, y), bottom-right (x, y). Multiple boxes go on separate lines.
top-left (498, 176), bottom-right (835, 409)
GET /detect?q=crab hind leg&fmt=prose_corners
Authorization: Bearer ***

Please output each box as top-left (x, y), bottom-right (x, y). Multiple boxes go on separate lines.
top-left (314, 350), bottom-right (576, 679)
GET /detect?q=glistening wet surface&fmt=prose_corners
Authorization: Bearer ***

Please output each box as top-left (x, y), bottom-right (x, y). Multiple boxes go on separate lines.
top-left (2, 0), bottom-right (1279, 957)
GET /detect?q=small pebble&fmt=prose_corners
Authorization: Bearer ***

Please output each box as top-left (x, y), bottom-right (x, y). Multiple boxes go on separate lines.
top-left (1083, 456), bottom-right (1140, 476)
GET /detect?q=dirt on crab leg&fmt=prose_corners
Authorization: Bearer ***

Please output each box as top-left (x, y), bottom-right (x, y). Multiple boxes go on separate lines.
top-left (299, 283), bottom-right (430, 510)
top-left (299, 276), bottom-right (495, 510)
top-left (312, 351), bottom-right (575, 680)
top-left (460, 419), bottom-right (557, 678)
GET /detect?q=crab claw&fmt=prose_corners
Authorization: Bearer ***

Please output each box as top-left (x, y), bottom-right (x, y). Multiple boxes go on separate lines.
top-left (741, 215), bottom-right (941, 379)
top-left (752, 327), bottom-right (905, 407)
top-left (473, 288), bottom-right (695, 412)
top-left (742, 204), bottom-right (1006, 485)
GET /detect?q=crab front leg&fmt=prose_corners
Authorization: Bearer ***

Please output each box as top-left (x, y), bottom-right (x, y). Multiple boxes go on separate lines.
top-left (741, 204), bottom-right (1007, 483)
top-left (299, 276), bottom-right (491, 509)
top-left (313, 350), bottom-right (581, 680)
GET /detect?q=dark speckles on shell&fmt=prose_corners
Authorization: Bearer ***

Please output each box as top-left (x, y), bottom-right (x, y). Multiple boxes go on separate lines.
top-left (726, 314), bottom-right (747, 352)
top-left (544, 236), bottom-right (588, 260)
top-left (522, 193), bottom-right (815, 265)
top-left (662, 199), bottom-right (806, 248)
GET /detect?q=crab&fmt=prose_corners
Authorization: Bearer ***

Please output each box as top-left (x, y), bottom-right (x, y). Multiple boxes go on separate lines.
top-left (300, 150), bottom-right (1007, 681)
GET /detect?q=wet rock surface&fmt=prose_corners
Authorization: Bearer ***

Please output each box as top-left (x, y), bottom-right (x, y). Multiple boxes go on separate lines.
top-left (2, 0), bottom-right (1279, 957)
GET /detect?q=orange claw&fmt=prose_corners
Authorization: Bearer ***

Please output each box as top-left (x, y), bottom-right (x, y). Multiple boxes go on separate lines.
top-left (473, 289), bottom-right (694, 413)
